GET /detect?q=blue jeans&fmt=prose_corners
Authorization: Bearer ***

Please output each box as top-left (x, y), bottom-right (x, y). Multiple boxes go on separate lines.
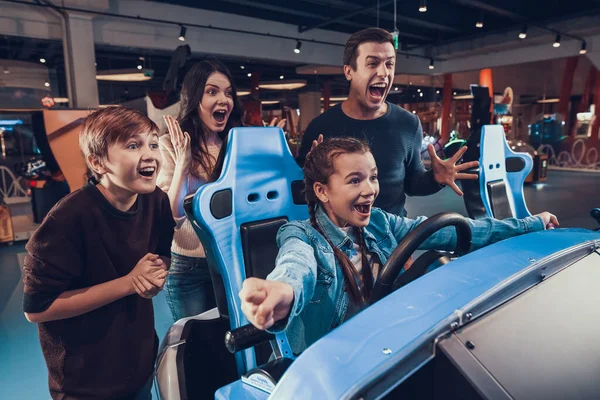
top-left (164, 253), bottom-right (217, 322)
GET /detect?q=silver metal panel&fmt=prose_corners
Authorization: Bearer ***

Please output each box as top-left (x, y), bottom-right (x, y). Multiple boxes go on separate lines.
top-left (455, 252), bottom-right (600, 400)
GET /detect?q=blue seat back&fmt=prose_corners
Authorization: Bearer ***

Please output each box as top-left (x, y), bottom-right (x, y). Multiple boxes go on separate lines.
top-left (186, 127), bottom-right (307, 373)
top-left (479, 125), bottom-right (532, 219)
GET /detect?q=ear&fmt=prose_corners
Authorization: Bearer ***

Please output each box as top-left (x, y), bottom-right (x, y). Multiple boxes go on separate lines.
top-left (343, 64), bottom-right (353, 82)
top-left (87, 154), bottom-right (107, 177)
top-left (313, 182), bottom-right (329, 203)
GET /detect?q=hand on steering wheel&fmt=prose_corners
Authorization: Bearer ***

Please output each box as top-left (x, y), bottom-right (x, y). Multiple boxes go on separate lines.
top-left (370, 212), bottom-right (472, 304)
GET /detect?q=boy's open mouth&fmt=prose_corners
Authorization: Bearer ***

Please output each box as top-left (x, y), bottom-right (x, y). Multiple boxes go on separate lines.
top-left (213, 110), bottom-right (227, 123)
top-left (369, 83), bottom-right (387, 98)
top-left (354, 203), bottom-right (371, 215)
top-left (138, 166), bottom-right (156, 178)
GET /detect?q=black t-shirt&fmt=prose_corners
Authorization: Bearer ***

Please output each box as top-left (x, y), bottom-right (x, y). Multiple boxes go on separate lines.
top-left (297, 102), bottom-right (442, 216)
top-left (23, 183), bottom-right (175, 399)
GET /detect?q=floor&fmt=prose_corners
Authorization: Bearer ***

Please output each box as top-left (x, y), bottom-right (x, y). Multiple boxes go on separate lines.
top-left (0, 169), bottom-right (598, 399)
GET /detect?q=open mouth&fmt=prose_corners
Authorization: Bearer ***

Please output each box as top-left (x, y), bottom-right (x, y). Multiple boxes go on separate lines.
top-left (213, 110), bottom-right (227, 123)
top-left (353, 203), bottom-right (372, 215)
top-left (138, 166), bottom-right (156, 178)
top-left (369, 83), bottom-right (387, 98)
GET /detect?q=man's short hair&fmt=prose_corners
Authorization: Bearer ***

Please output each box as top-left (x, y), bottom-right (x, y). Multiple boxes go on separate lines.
top-left (343, 27), bottom-right (395, 70)
top-left (79, 107), bottom-right (158, 180)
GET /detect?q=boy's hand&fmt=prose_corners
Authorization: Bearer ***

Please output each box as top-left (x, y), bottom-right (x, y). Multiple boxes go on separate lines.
top-left (535, 212), bottom-right (559, 229)
top-left (132, 270), bottom-right (167, 299)
top-left (128, 253), bottom-right (167, 297)
top-left (239, 277), bottom-right (294, 330)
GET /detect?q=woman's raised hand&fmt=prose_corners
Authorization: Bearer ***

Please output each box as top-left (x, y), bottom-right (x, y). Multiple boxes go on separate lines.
top-left (164, 115), bottom-right (192, 170)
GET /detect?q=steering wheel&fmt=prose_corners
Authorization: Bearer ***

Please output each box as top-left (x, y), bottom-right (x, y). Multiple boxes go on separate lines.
top-left (370, 212), bottom-right (472, 304)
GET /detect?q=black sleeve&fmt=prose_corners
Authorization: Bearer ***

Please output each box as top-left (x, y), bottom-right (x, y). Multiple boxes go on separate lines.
top-left (157, 191), bottom-right (175, 259)
top-left (404, 117), bottom-right (444, 197)
top-left (296, 119), bottom-right (321, 168)
top-left (23, 213), bottom-right (85, 313)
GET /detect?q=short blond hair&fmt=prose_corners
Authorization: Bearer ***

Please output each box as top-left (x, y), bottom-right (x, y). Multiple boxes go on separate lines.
top-left (79, 107), bottom-right (158, 180)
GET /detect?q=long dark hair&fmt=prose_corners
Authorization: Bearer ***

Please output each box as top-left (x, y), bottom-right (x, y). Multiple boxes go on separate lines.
top-left (178, 60), bottom-right (243, 181)
top-left (303, 137), bottom-right (375, 305)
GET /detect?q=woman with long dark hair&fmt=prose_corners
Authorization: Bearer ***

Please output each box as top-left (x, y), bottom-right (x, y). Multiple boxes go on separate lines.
top-left (157, 60), bottom-right (243, 321)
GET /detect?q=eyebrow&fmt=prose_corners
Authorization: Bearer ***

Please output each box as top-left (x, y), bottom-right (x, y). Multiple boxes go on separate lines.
top-left (205, 83), bottom-right (232, 90)
top-left (365, 56), bottom-right (395, 61)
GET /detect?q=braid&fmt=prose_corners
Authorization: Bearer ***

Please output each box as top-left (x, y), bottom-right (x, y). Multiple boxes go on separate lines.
top-left (357, 228), bottom-right (374, 302)
top-left (308, 202), bottom-right (365, 305)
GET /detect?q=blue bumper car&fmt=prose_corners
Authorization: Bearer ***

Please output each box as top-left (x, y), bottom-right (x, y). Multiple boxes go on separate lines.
top-left (155, 126), bottom-right (600, 400)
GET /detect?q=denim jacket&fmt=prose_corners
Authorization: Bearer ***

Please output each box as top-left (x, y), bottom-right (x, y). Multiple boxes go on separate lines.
top-left (267, 205), bottom-right (544, 354)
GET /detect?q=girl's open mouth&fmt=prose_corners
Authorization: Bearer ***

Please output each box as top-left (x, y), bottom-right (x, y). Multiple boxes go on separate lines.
top-left (354, 203), bottom-right (371, 215)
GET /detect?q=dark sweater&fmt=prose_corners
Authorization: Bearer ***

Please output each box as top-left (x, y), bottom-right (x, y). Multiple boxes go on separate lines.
top-left (297, 102), bottom-right (442, 216)
top-left (23, 183), bottom-right (175, 400)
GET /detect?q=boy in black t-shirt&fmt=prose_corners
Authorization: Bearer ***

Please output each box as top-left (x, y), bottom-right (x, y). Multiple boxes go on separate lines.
top-left (23, 107), bottom-right (175, 400)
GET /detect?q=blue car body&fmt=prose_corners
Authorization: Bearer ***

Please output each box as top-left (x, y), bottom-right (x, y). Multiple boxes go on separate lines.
top-left (216, 228), bottom-right (600, 399)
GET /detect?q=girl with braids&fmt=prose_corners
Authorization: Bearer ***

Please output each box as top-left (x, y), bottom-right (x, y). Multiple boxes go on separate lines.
top-left (240, 137), bottom-right (559, 354)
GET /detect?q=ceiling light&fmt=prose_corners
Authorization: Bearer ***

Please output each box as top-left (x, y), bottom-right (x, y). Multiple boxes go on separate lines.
top-left (454, 94), bottom-right (474, 100)
top-left (420, 92), bottom-right (424, 97)
top-left (320, 96), bottom-right (348, 101)
top-left (580, 41), bottom-right (587, 55)
top-left (436, 90), bottom-right (440, 94)
top-left (44, 82), bottom-right (50, 87)
top-left (280, 75), bottom-right (284, 79)
top-left (240, 65), bottom-right (245, 69)
top-left (237, 90), bottom-right (251, 96)
top-left (417, 88), bottom-right (421, 92)
top-left (96, 68), bottom-right (154, 82)
top-left (419, 0), bottom-right (427, 12)
top-left (261, 100), bottom-right (281, 105)
top-left (247, 72), bottom-right (252, 77)
top-left (178, 25), bottom-right (187, 41)
top-left (259, 80), bottom-right (307, 90)
top-left (476, 21), bottom-right (483, 28)
top-left (53, 97), bottom-right (69, 103)
top-left (139, 56), bottom-right (145, 61)
top-left (137, 65), bottom-right (142, 70)
top-left (519, 25), bottom-right (527, 39)
top-left (294, 41), bottom-right (302, 54)
top-left (429, 59), bottom-right (435, 70)
top-left (394, 87), bottom-right (398, 91)
top-left (39, 58), bottom-right (46, 64)
top-left (537, 98), bottom-right (560, 103)
top-left (553, 34), bottom-right (561, 48)
top-left (412, 110), bottom-right (416, 114)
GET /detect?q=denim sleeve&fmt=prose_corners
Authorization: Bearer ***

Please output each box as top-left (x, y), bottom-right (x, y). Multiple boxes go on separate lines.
top-left (421, 215), bottom-right (545, 252)
top-left (267, 225), bottom-right (318, 332)
top-left (387, 212), bottom-right (545, 252)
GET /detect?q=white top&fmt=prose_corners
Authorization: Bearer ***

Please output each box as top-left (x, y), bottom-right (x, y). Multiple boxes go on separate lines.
top-left (157, 134), bottom-right (222, 258)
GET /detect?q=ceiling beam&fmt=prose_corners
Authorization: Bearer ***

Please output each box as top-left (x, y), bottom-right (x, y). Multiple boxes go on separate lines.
top-left (299, 0), bottom-right (460, 33)
top-left (449, 0), bottom-right (524, 20)
top-left (299, 0), bottom-right (396, 33)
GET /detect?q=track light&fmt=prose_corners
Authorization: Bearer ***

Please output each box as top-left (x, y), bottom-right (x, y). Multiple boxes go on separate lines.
top-left (519, 25), bottom-right (527, 39)
top-left (475, 13), bottom-right (484, 28)
top-left (553, 34), bottom-right (561, 48)
top-left (178, 25), bottom-right (186, 41)
top-left (580, 41), bottom-right (587, 55)
top-left (294, 41), bottom-right (302, 54)
top-left (40, 58), bottom-right (46, 64)
top-left (419, 0), bottom-right (427, 12)
top-left (429, 59), bottom-right (435, 70)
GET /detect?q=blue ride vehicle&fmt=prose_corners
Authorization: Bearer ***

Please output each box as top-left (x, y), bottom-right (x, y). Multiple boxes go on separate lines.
top-left (155, 125), bottom-right (600, 400)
